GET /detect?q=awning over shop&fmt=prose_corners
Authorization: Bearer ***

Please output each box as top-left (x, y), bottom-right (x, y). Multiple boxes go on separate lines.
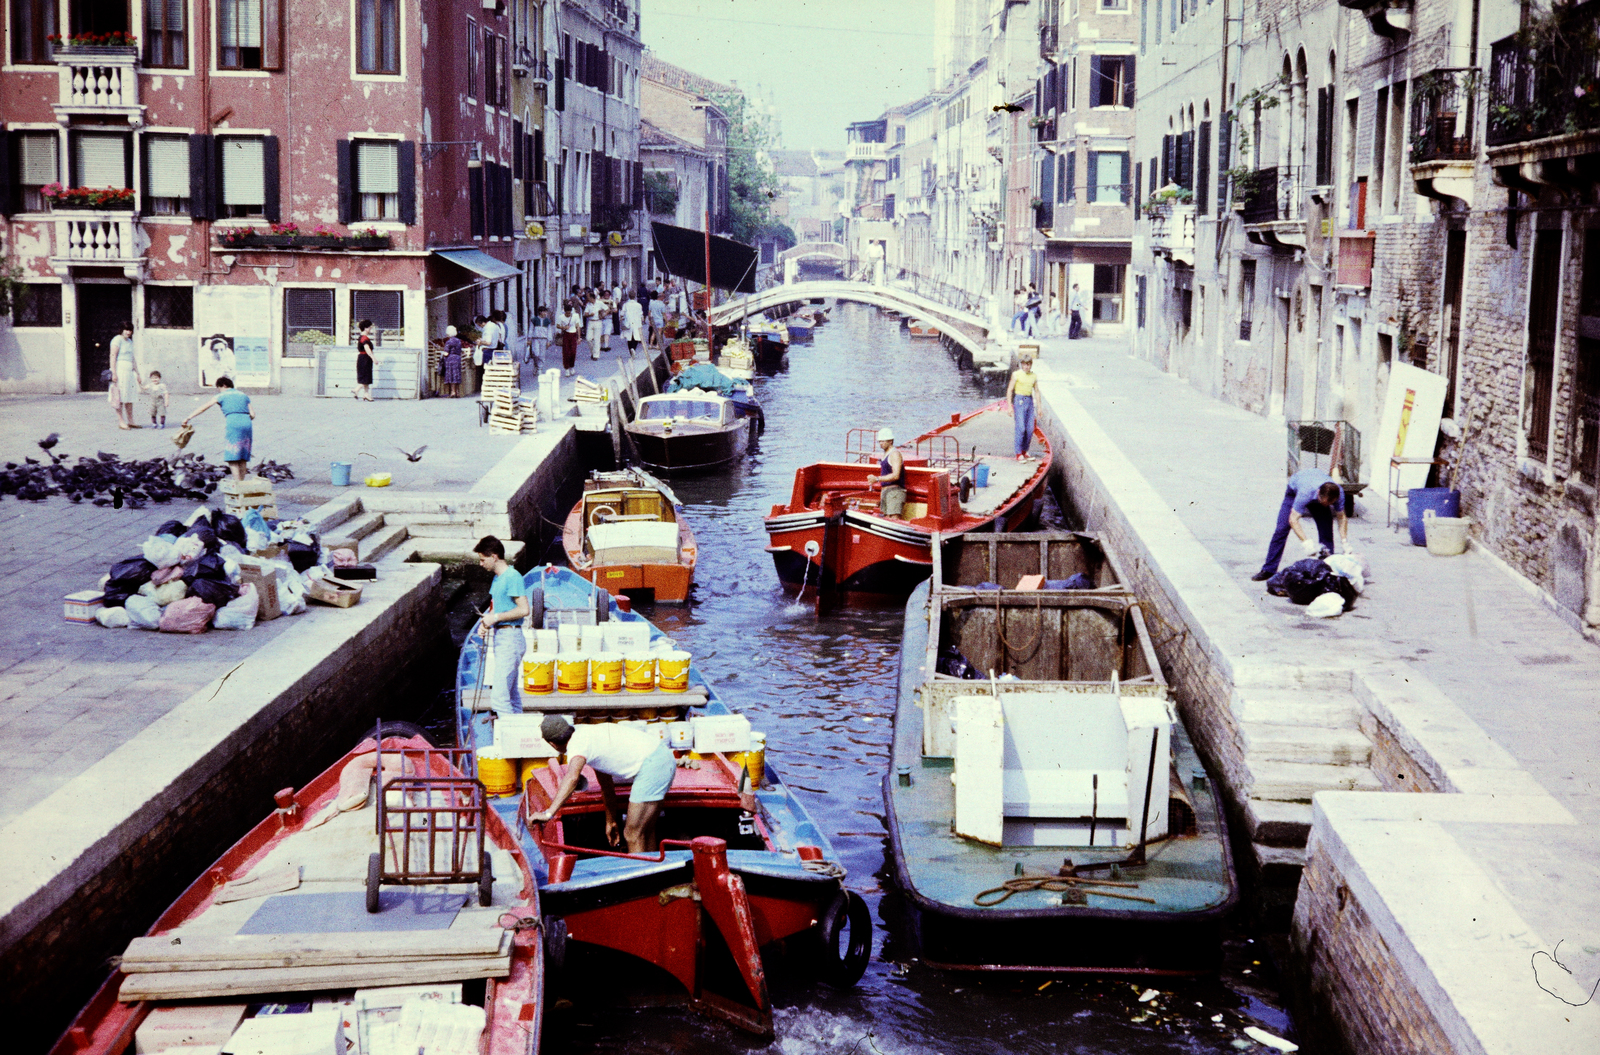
top-left (432, 249), bottom-right (520, 280)
top-left (649, 222), bottom-right (758, 294)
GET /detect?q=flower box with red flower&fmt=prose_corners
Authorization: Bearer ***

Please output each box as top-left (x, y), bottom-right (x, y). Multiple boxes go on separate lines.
top-left (43, 186), bottom-right (136, 210)
top-left (48, 31), bottom-right (139, 58)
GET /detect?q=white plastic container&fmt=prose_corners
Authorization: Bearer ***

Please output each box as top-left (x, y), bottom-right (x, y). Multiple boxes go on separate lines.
top-left (667, 721), bottom-right (694, 748)
top-left (557, 623), bottom-right (582, 654)
top-left (692, 714), bottom-right (752, 754)
top-left (535, 628), bottom-right (559, 654)
top-left (1423, 512), bottom-right (1472, 556)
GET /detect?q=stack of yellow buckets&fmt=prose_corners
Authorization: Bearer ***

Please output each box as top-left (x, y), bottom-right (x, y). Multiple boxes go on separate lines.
top-left (522, 621), bottom-right (692, 699)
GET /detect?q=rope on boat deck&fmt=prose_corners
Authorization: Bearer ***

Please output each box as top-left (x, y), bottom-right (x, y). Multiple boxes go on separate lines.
top-left (802, 858), bottom-right (848, 879)
top-left (498, 912), bottom-right (544, 932)
top-left (993, 589), bottom-right (1042, 659)
top-left (973, 873), bottom-right (1156, 906)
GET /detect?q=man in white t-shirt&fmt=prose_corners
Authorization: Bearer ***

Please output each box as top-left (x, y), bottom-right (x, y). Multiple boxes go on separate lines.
top-left (620, 292), bottom-right (644, 355)
top-left (531, 715), bottom-right (678, 852)
top-left (583, 293), bottom-right (604, 360)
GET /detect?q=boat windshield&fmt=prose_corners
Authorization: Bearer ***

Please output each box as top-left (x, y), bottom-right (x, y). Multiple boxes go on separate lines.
top-left (641, 400), bottom-right (722, 422)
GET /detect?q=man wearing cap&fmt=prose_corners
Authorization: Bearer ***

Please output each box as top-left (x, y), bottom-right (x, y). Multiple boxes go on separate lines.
top-left (530, 715), bottom-right (679, 853)
top-left (869, 427), bottom-right (907, 518)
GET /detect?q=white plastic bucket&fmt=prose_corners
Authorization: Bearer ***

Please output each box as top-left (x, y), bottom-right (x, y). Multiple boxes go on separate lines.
top-left (1423, 511), bottom-right (1472, 556)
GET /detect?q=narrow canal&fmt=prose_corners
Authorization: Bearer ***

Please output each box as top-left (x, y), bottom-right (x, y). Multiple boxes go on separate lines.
top-left (446, 303), bottom-right (1301, 1054)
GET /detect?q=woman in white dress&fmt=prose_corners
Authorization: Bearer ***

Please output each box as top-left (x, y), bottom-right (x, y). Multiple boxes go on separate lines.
top-left (109, 323), bottom-right (144, 430)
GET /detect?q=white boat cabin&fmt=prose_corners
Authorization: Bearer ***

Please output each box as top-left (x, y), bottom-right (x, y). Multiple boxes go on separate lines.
top-left (636, 394), bottom-right (733, 426)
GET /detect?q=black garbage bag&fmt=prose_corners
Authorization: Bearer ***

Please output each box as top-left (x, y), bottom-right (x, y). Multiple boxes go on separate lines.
top-left (285, 538), bottom-right (321, 573)
top-left (187, 576), bottom-right (239, 607)
top-left (209, 511), bottom-right (247, 551)
top-left (107, 557), bottom-right (156, 591)
top-left (186, 552), bottom-right (229, 583)
top-left (154, 519), bottom-right (186, 539)
top-left (1268, 558), bottom-right (1358, 608)
top-left (936, 645), bottom-right (981, 679)
top-left (183, 521), bottom-right (219, 553)
top-left (101, 586), bottom-right (133, 608)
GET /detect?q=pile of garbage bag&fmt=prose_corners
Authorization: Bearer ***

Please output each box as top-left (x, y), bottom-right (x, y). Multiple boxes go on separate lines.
top-left (92, 505), bottom-right (335, 633)
top-left (1266, 552), bottom-right (1365, 617)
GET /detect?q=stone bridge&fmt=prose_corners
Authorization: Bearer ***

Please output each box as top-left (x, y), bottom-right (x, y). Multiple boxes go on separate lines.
top-left (777, 241), bottom-right (848, 266)
top-left (708, 279), bottom-right (993, 358)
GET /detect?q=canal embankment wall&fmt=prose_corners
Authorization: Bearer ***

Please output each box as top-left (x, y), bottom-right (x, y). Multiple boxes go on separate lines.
top-left (0, 349), bottom-right (665, 1051)
top-left (1028, 354), bottom-right (1592, 1054)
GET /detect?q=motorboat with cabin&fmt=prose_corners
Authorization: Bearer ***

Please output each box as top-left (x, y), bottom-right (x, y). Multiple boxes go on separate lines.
top-left (563, 468), bottom-right (697, 604)
top-left (745, 314), bottom-right (790, 359)
top-left (624, 364), bottom-right (764, 475)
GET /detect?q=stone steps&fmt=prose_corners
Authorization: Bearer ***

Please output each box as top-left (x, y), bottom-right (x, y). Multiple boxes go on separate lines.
top-left (399, 538), bottom-right (525, 565)
top-left (1240, 723), bottom-right (1373, 766)
top-left (1243, 798), bottom-right (1315, 847)
top-left (1247, 760), bottom-right (1384, 802)
top-left (362, 523), bottom-right (411, 563)
top-left (1232, 692), bottom-right (1363, 728)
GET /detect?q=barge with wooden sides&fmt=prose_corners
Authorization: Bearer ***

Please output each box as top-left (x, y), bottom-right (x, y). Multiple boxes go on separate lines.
top-left (455, 567), bottom-right (869, 1038)
top-left (563, 469), bottom-right (697, 604)
top-left (885, 536), bottom-right (1237, 973)
top-left (52, 727), bottom-right (544, 1055)
top-left (763, 402), bottom-right (1051, 603)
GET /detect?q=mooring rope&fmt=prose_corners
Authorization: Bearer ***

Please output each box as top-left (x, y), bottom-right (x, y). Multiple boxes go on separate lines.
top-left (973, 872), bottom-right (1155, 906)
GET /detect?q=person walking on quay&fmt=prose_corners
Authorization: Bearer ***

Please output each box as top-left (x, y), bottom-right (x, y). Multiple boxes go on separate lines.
top-left (530, 714), bottom-right (681, 853)
top-left (583, 291), bottom-right (604, 361)
top-left (109, 322), bottom-right (144, 430)
top-left (1250, 468), bottom-right (1351, 581)
top-left (620, 291), bottom-right (644, 356)
top-left (145, 370), bottom-right (169, 429)
top-left (473, 535), bottom-right (528, 717)
top-left (1068, 284), bottom-right (1087, 339)
top-left (1006, 352), bottom-right (1038, 461)
top-left (869, 427), bottom-right (907, 519)
top-left (1025, 284), bottom-right (1041, 335)
top-left (1011, 289), bottom-right (1028, 332)
top-left (530, 305), bottom-right (552, 370)
top-left (647, 288), bottom-right (667, 347)
top-left (1043, 292), bottom-right (1062, 337)
top-left (600, 289), bottom-right (617, 357)
top-left (557, 299), bottom-right (583, 377)
top-left (353, 319), bottom-right (377, 401)
top-left (183, 376), bottom-right (254, 481)
top-left (441, 325), bottom-right (464, 397)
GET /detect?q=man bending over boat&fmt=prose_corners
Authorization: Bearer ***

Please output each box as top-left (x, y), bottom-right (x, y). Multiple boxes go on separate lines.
top-left (531, 715), bottom-right (678, 853)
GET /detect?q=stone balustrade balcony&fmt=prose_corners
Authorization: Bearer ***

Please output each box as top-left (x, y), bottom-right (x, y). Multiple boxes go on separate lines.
top-left (50, 212), bottom-right (144, 278)
top-left (52, 48), bottom-right (144, 125)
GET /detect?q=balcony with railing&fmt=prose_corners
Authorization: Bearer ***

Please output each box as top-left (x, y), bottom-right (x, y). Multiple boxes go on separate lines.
top-left (1487, 6), bottom-right (1600, 177)
top-left (1147, 201), bottom-right (1196, 261)
top-left (1410, 67), bottom-right (1480, 205)
top-left (52, 48), bottom-right (143, 123)
top-left (846, 142), bottom-right (886, 162)
top-left (1240, 166), bottom-right (1309, 249)
top-left (49, 213), bottom-right (144, 278)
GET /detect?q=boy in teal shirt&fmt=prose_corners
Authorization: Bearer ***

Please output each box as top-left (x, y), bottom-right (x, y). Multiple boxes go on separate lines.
top-left (475, 536), bottom-right (528, 715)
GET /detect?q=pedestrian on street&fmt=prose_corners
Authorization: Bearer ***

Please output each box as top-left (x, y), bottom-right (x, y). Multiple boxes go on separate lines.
top-left (145, 370), bottom-right (169, 428)
top-left (474, 535), bottom-right (527, 717)
top-left (621, 291), bottom-right (644, 356)
top-left (584, 292), bottom-right (605, 361)
top-left (600, 290), bottom-right (616, 356)
top-left (1025, 284), bottom-right (1041, 335)
top-left (441, 325), bottom-right (464, 397)
top-left (530, 305), bottom-right (552, 370)
top-left (1251, 468), bottom-right (1351, 581)
top-left (109, 322), bottom-right (144, 430)
top-left (183, 376), bottom-right (254, 481)
top-left (529, 715), bottom-right (680, 853)
top-left (1011, 289), bottom-right (1028, 332)
top-left (557, 299), bottom-right (583, 377)
top-left (470, 315), bottom-right (488, 367)
top-left (354, 319), bottom-right (376, 401)
top-left (1005, 352), bottom-right (1038, 461)
top-left (1044, 292), bottom-right (1062, 337)
top-left (647, 290), bottom-right (667, 347)
top-left (1068, 284), bottom-right (1087, 339)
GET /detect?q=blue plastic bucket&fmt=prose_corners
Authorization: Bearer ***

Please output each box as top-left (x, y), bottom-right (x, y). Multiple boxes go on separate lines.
top-left (972, 463), bottom-right (990, 488)
top-left (1407, 488), bottom-right (1459, 546)
top-left (330, 461), bottom-right (353, 487)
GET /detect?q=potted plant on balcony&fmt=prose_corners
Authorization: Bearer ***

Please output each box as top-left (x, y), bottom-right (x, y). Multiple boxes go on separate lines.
top-left (42, 185), bottom-right (136, 210)
top-left (216, 226), bottom-right (264, 249)
top-left (346, 227), bottom-right (390, 250)
top-left (48, 31), bottom-right (139, 58)
top-left (296, 223), bottom-right (345, 249)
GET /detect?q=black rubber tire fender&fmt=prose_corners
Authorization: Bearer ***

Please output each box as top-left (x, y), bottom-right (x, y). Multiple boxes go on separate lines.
top-left (594, 586), bottom-right (610, 622)
top-left (477, 855), bottom-right (494, 908)
top-left (959, 476), bottom-right (974, 504)
top-left (817, 889), bottom-right (871, 988)
top-left (528, 584), bottom-right (545, 630)
top-left (366, 852), bottom-right (382, 913)
top-left (371, 720), bottom-right (434, 746)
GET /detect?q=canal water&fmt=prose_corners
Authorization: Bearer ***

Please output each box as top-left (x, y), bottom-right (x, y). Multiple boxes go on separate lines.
top-left (458, 304), bottom-right (1302, 1053)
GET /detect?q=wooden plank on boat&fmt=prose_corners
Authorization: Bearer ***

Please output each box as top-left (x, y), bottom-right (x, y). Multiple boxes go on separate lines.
top-left (530, 686), bottom-right (707, 710)
top-left (121, 928), bottom-right (508, 972)
top-left (117, 954), bottom-right (513, 1001)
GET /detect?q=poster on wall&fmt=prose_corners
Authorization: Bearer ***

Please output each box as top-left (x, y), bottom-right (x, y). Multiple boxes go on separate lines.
top-left (231, 336), bottom-right (270, 388)
top-left (194, 286), bottom-right (272, 388)
top-left (1376, 362), bottom-right (1448, 516)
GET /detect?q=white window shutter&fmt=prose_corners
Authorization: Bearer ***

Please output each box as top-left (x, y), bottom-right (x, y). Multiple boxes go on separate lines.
top-left (147, 137), bottom-right (189, 198)
top-left (222, 138), bottom-right (265, 205)
top-left (76, 134), bottom-right (126, 189)
top-left (21, 135), bottom-right (59, 184)
top-left (357, 141), bottom-right (399, 194)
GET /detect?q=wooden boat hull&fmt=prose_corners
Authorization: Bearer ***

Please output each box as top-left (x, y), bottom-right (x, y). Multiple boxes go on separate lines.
top-left (883, 577), bottom-right (1237, 973)
top-left (562, 476), bottom-right (697, 603)
top-left (753, 333), bottom-right (789, 358)
top-left (626, 419), bottom-right (755, 474)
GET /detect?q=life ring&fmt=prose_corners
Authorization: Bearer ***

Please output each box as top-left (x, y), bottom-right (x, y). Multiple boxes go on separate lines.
top-left (588, 504), bottom-right (617, 527)
top-left (817, 889), bottom-right (871, 987)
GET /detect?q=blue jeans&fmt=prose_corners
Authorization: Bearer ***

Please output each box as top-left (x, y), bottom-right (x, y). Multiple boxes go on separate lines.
top-left (1259, 488), bottom-right (1346, 576)
top-left (1013, 395), bottom-right (1035, 457)
top-left (1012, 311), bottom-right (1028, 332)
top-left (487, 626), bottom-right (525, 716)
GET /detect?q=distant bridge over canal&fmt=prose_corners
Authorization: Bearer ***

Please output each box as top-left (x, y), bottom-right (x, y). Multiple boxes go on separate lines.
top-left (707, 280), bottom-right (995, 359)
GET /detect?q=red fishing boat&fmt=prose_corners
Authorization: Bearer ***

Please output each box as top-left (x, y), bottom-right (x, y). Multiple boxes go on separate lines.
top-left (51, 725), bottom-right (543, 1055)
top-left (763, 401), bottom-right (1052, 601)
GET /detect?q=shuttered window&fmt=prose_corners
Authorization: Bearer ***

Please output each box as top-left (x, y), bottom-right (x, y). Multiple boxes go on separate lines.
top-left (466, 20), bottom-right (478, 100)
top-left (285, 288), bottom-right (336, 356)
top-left (145, 0), bottom-right (186, 68)
top-left (1088, 151), bottom-right (1126, 203)
top-left (10, 0), bottom-right (56, 64)
top-left (74, 133), bottom-right (128, 189)
top-left (219, 0), bottom-right (282, 70)
top-left (221, 138), bottom-right (266, 216)
top-left (145, 135), bottom-right (190, 214)
top-left (358, 0), bottom-right (400, 74)
top-left (351, 290), bottom-right (403, 338)
top-left (356, 140), bottom-right (400, 219)
top-left (19, 133), bottom-right (58, 211)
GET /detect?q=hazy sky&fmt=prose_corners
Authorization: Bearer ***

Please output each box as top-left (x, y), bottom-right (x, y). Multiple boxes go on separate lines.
top-left (641, 0), bottom-right (939, 152)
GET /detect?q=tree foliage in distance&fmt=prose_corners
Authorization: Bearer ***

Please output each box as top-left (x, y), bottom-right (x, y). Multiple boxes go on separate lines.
top-left (710, 90), bottom-right (796, 251)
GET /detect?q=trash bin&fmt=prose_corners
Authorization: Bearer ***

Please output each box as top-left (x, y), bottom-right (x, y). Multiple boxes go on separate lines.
top-left (1407, 488), bottom-right (1459, 546)
top-left (1423, 512), bottom-right (1471, 556)
top-left (330, 462), bottom-right (352, 487)
top-left (972, 463), bottom-right (990, 488)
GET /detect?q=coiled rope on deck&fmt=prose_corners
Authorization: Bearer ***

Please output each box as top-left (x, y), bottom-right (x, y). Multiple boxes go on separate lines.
top-left (973, 872), bottom-right (1155, 906)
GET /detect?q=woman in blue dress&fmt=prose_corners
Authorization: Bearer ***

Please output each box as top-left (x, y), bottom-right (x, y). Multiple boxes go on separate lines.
top-left (183, 376), bottom-right (255, 481)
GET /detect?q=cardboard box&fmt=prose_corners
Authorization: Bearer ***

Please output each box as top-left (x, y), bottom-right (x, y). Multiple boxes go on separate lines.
top-left (64, 589), bottom-right (104, 624)
top-left (238, 562), bottom-right (282, 622)
top-left (692, 714), bottom-right (751, 754)
top-left (135, 1003), bottom-right (248, 1053)
top-left (221, 1007), bottom-right (342, 1055)
top-left (493, 714), bottom-right (559, 758)
top-left (306, 578), bottom-right (362, 608)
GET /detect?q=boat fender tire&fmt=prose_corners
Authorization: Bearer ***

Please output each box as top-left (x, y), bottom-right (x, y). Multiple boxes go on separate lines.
top-left (366, 852), bottom-right (382, 914)
top-left (594, 588), bottom-right (610, 623)
top-left (528, 585), bottom-right (545, 631)
top-left (477, 856), bottom-right (494, 908)
top-left (959, 477), bottom-right (974, 504)
top-left (370, 720), bottom-right (434, 747)
top-left (817, 889), bottom-right (871, 988)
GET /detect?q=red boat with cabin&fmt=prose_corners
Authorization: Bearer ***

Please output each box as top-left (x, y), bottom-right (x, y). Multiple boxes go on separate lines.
top-left (763, 401), bottom-right (1052, 601)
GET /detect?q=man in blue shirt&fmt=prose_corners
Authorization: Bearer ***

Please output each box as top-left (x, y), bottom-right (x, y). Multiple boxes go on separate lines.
top-left (475, 536), bottom-right (529, 715)
top-left (1251, 468), bottom-right (1350, 581)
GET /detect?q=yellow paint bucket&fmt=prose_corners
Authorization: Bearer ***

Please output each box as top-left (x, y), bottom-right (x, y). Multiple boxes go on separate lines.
top-left (590, 652), bottom-right (624, 694)
top-left (519, 758), bottom-right (549, 787)
top-left (743, 731), bottom-right (766, 787)
top-left (477, 749), bottom-right (518, 797)
top-left (523, 656), bottom-right (556, 695)
top-left (624, 654), bottom-right (657, 693)
top-left (657, 650), bottom-right (691, 693)
top-left (556, 655), bottom-right (590, 694)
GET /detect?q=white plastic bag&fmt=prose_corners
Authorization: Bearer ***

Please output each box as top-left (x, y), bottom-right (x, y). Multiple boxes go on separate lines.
top-left (172, 535), bottom-right (205, 563)
top-left (125, 594), bottom-right (163, 629)
top-left (1306, 592), bottom-right (1344, 618)
top-left (279, 573), bottom-right (308, 616)
top-left (141, 536), bottom-right (179, 568)
top-left (95, 606), bottom-right (130, 628)
top-left (1298, 535), bottom-right (1326, 558)
top-left (1323, 553), bottom-right (1365, 593)
top-left (214, 583), bottom-right (259, 631)
top-left (184, 505), bottom-right (212, 527)
top-left (151, 580), bottom-right (189, 606)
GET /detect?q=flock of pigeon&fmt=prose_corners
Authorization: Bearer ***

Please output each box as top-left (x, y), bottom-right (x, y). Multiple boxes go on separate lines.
top-left (0, 433), bottom-right (295, 510)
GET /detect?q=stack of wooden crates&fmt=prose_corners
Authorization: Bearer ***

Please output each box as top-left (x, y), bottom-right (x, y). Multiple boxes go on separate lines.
top-left (482, 360), bottom-right (541, 435)
top-left (222, 476), bottom-right (277, 520)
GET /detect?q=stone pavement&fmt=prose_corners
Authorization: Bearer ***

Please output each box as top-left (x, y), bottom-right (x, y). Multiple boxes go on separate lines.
top-left (0, 330), bottom-right (652, 825)
top-left (1031, 333), bottom-right (1599, 825)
